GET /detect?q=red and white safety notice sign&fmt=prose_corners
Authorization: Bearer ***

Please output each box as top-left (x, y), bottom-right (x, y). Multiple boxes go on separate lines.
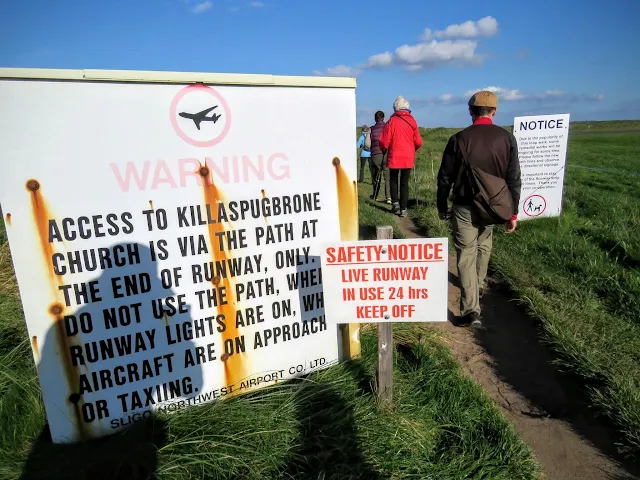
top-left (320, 238), bottom-right (448, 324)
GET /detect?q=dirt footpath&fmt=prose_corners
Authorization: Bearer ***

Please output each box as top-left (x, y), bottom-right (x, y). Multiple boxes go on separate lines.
top-left (398, 216), bottom-right (640, 480)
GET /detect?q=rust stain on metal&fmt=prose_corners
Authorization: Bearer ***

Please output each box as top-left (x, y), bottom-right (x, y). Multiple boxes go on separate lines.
top-left (29, 180), bottom-right (88, 440)
top-left (333, 159), bottom-right (358, 241)
top-left (212, 275), bottom-right (221, 286)
top-left (149, 200), bottom-right (154, 210)
top-left (220, 353), bottom-right (230, 362)
top-left (199, 163), bottom-right (246, 388)
top-left (260, 189), bottom-right (268, 224)
top-left (199, 166), bottom-right (210, 178)
top-left (5, 213), bottom-right (11, 226)
top-left (31, 336), bottom-right (40, 362)
top-left (26, 179), bottom-right (40, 192)
top-left (50, 302), bottom-right (88, 440)
top-left (28, 180), bottom-right (60, 285)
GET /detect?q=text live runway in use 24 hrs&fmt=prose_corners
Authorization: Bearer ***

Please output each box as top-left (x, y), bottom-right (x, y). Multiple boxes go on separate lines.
top-left (323, 240), bottom-right (447, 322)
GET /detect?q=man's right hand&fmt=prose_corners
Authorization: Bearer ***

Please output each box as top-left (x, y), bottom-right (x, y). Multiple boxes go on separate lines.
top-left (439, 208), bottom-right (452, 220)
top-left (504, 219), bottom-right (517, 233)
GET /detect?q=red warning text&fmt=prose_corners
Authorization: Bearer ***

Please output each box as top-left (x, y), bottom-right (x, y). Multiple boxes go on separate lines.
top-left (356, 304), bottom-right (416, 319)
top-left (325, 242), bottom-right (444, 265)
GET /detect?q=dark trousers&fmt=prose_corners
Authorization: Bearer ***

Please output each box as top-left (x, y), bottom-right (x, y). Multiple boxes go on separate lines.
top-left (390, 168), bottom-right (411, 210)
top-left (358, 156), bottom-right (370, 183)
top-left (370, 153), bottom-right (390, 199)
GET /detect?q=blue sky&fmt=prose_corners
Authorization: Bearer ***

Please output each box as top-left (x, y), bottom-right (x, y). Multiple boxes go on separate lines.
top-left (1, 0), bottom-right (638, 127)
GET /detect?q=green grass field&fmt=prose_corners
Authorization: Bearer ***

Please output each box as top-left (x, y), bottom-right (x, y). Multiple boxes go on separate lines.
top-left (3, 119), bottom-right (637, 478)
top-left (497, 120), bottom-right (640, 134)
top-left (0, 207), bottom-right (537, 478)
top-left (408, 124), bottom-right (640, 456)
top-left (568, 119), bottom-right (640, 132)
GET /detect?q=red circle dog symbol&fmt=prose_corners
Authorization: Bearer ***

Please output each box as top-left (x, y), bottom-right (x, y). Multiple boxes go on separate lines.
top-left (170, 84), bottom-right (231, 147)
top-left (523, 194), bottom-right (546, 217)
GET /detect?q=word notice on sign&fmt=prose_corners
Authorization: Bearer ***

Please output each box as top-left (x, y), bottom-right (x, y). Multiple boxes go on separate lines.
top-left (0, 69), bottom-right (357, 443)
top-left (320, 238), bottom-right (448, 324)
top-left (513, 113), bottom-right (570, 220)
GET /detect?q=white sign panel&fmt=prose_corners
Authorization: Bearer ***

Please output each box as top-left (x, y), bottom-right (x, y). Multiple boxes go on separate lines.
top-left (0, 70), bottom-right (358, 443)
top-left (512, 114), bottom-right (570, 220)
top-left (320, 238), bottom-right (448, 324)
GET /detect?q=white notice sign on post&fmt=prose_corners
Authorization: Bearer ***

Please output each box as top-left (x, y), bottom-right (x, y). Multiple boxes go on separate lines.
top-left (320, 238), bottom-right (448, 324)
top-left (513, 113), bottom-right (570, 220)
top-left (0, 68), bottom-right (358, 444)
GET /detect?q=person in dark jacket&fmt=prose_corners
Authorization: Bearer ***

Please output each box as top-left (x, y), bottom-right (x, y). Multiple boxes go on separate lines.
top-left (436, 90), bottom-right (521, 328)
top-left (368, 111), bottom-right (390, 203)
top-left (379, 97), bottom-right (422, 217)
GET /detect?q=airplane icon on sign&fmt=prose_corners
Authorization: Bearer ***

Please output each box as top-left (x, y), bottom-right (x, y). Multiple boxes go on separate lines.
top-left (179, 106), bottom-right (221, 130)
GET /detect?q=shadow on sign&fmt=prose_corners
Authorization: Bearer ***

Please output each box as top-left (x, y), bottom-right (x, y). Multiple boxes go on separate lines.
top-left (21, 242), bottom-right (204, 480)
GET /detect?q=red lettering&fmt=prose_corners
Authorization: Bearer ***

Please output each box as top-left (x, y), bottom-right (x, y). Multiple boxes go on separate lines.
top-left (356, 305), bottom-right (388, 319)
top-left (110, 161), bottom-right (151, 192)
top-left (178, 158), bottom-right (202, 187)
top-left (111, 155), bottom-right (291, 192)
top-left (332, 245), bottom-right (383, 264)
top-left (151, 160), bottom-right (178, 189)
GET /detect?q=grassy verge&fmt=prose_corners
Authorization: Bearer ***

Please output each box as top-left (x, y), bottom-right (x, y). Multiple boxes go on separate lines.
top-left (410, 128), bottom-right (640, 456)
top-left (0, 201), bottom-right (537, 478)
top-left (568, 120), bottom-right (640, 132)
top-left (356, 177), bottom-right (404, 240)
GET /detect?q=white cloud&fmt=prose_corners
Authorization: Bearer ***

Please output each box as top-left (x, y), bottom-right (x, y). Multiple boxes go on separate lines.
top-left (316, 17), bottom-right (496, 76)
top-left (190, 0), bottom-right (213, 13)
top-left (465, 86), bottom-right (604, 103)
top-left (394, 39), bottom-right (479, 69)
top-left (366, 52), bottom-right (393, 68)
top-left (249, 1), bottom-right (264, 6)
top-left (312, 65), bottom-right (360, 77)
top-left (464, 86), bottom-right (525, 101)
top-left (412, 86), bottom-right (605, 107)
top-left (437, 93), bottom-right (456, 104)
top-left (421, 16), bottom-right (498, 41)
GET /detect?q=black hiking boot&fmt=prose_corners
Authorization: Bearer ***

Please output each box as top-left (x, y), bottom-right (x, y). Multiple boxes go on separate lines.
top-left (460, 312), bottom-right (484, 329)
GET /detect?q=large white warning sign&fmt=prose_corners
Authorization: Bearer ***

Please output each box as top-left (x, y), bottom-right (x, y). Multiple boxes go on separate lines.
top-left (513, 114), bottom-right (570, 220)
top-left (0, 68), bottom-right (357, 443)
top-left (320, 238), bottom-right (448, 324)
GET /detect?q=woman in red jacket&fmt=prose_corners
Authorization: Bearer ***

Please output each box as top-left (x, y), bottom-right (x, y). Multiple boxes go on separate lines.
top-left (378, 96), bottom-right (423, 217)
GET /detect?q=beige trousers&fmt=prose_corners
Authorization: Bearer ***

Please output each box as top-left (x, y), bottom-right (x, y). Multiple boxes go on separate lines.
top-left (452, 205), bottom-right (494, 316)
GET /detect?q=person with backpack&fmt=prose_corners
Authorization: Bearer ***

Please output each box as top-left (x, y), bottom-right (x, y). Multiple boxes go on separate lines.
top-left (369, 110), bottom-right (391, 204)
top-left (436, 90), bottom-right (521, 329)
top-left (379, 96), bottom-right (422, 217)
top-left (357, 125), bottom-right (372, 183)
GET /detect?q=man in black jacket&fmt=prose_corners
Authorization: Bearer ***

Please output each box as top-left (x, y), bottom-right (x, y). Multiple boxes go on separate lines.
top-left (436, 91), bottom-right (521, 328)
